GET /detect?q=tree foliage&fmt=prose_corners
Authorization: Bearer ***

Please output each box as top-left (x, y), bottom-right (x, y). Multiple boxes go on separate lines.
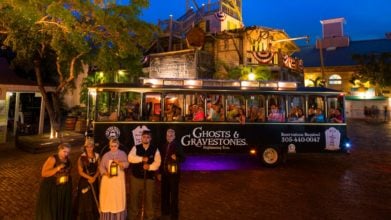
top-left (0, 0), bottom-right (156, 136)
top-left (352, 53), bottom-right (391, 89)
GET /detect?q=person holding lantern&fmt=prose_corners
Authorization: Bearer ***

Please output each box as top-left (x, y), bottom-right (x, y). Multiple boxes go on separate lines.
top-left (75, 138), bottom-right (100, 220)
top-left (35, 143), bottom-right (72, 220)
top-left (128, 130), bottom-right (161, 220)
top-left (159, 129), bottom-right (186, 220)
top-left (99, 138), bottom-right (129, 220)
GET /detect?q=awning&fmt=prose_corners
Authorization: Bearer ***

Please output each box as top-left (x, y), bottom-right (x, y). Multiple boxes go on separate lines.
top-left (345, 96), bottom-right (388, 101)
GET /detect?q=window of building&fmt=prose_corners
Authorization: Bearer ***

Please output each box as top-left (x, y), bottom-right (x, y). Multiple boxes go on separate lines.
top-left (329, 74), bottom-right (342, 85)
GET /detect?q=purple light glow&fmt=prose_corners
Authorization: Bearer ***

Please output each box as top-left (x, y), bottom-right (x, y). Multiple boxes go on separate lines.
top-left (181, 154), bottom-right (260, 171)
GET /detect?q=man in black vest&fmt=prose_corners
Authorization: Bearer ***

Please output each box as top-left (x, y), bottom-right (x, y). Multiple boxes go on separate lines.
top-left (159, 129), bottom-right (186, 220)
top-left (128, 130), bottom-right (161, 220)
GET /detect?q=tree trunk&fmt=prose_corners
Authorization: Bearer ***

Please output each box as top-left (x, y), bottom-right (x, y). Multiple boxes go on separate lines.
top-left (33, 59), bottom-right (62, 138)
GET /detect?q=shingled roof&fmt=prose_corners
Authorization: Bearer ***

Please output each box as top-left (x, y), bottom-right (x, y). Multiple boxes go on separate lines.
top-left (294, 39), bottom-right (391, 68)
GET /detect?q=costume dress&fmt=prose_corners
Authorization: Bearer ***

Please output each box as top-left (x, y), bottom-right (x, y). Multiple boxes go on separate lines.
top-left (99, 150), bottom-right (129, 220)
top-left (35, 154), bottom-right (72, 220)
top-left (160, 141), bottom-right (185, 220)
top-left (75, 152), bottom-right (100, 220)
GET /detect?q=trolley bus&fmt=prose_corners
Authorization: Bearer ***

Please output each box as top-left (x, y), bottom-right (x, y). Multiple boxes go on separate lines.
top-left (86, 78), bottom-right (351, 167)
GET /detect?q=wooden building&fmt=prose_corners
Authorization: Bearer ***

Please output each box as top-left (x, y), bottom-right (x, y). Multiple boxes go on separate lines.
top-left (144, 0), bottom-right (306, 84)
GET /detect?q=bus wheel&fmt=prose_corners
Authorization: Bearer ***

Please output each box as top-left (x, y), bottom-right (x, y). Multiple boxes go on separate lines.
top-left (260, 146), bottom-right (281, 167)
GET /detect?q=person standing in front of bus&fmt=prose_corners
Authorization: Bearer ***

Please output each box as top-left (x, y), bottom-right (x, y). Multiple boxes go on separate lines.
top-left (99, 138), bottom-right (129, 220)
top-left (159, 129), bottom-right (186, 220)
top-left (35, 143), bottom-right (72, 220)
top-left (128, 130), bottom-right (161, 220)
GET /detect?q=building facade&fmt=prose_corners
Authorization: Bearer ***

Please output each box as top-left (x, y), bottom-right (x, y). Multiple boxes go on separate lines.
top-left (294, 18), bottom-right (391, 119)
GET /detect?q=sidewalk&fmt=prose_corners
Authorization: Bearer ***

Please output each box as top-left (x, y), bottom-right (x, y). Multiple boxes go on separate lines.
top-left (1, 131), bottom-right (86, 153)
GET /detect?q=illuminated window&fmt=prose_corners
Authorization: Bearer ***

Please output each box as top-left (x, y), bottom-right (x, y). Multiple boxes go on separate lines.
top-left (329, 74), bottom-right (342, 85)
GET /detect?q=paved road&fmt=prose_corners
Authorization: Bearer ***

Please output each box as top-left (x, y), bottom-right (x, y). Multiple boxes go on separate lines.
top-left (0, 119), bottom-right (390, 220)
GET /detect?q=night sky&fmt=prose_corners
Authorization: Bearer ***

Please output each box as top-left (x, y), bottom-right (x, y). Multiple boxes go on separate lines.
top-left (137, 0), bottom-right (391, 45)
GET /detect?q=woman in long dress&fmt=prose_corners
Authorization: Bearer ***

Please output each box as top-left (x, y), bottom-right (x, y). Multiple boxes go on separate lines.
top-left (75, 139), bottom-right (100, 220)
top-left (35, 143), bottom-right (72, 220)
top-left (99, 138), bottom-right (129, 220)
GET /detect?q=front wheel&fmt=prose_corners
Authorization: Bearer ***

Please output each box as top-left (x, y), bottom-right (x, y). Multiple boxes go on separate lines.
top-left (260, 146), bottom-right (281, 167)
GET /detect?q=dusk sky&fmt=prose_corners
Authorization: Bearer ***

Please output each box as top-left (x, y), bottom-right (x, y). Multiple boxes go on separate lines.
top-left (138, 0), bottom-right (391, 45)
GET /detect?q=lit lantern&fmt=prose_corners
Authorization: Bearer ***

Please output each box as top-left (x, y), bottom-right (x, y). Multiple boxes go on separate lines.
top-left (110, 161), bottom-right (118, 177)
top-left (167, 161), bottom-right (178, 174)
top-left (56, 172), bottom-right (69, 185)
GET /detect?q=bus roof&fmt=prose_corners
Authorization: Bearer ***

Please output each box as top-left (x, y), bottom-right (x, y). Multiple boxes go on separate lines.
top-left (90, 82), bottom-right (342, 95)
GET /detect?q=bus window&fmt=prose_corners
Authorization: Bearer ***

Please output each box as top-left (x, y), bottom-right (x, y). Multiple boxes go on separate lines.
top-left (206, 94), bottom-right (224, 121)
top-left (287, 95), bottom-right (305, 122)
top-left (267, 95), bottom-right (285, 122)
top-left (247, 95), bottom-right (266, 122)
top-left (120, 92), bottom-right (140, 121)
top-left (308, 95), bottom-right (325, 123)
top-left (226, 95), bottom-right (245, 122)
top-left (96, 91), bottom-right (119, 121)
top-left (184, 93), bottom-right (205, 121)
top-left (327, 96), bottom-right (345, 123)
top-left (164, 93), bottom-right (184, 121)
top-left (144, 93), bottom-right (161, 121)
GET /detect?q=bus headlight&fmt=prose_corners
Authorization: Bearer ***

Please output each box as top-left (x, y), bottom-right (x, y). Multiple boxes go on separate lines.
top-left (249, 148), bottom-right (257, 155)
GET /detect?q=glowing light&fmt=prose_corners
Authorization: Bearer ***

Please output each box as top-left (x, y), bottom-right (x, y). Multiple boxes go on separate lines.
top-left (89, 89), bottom-right (97, 97)
top-left (248, 73), bottom-right (256, 81)
top-left (118, 70), bottom-right (126, 76)
top-left (250, 149), bottom-right (257, 155)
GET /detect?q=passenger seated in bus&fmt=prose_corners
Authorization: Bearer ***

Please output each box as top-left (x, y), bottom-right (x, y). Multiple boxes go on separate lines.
top-left (307, 107), bottom-right (316, 122)
top-left (288, 107), bottom-right (305, 122)
top-left (248, 106), bottom-right (259, 122)
top-left (257, 107), bottom-right (265, 122)
top-left (329, 108), bottom-right (344, 123)
top-left (124, 103), bottom-right (138, 121)
top-left (164, 104), bottom-right (174, 121)
top-left (226, 105), bottom-right (239, 121)
top-left (98, 112), bottom-right (109, 121)
top-left (184, 104), bottom-right (195, 121)
top-left (216, 104), bottom-right (225, 121)
top-left (236, 108), bottom-right (246, 124)
top-left (206, 101), bottom-right (216, 121)
top-left (192, 105), bottom-right (205, 121)
top-left (327, 107), bottom-right (336, 122)
top-left (108, 109), bottom-right (118, 121)
top-left (268, 105), bottom-right (284, 122)
top-left (172, 106), bottom-right (183, 121)
top-left (311, 108), bottom-right (325, 123)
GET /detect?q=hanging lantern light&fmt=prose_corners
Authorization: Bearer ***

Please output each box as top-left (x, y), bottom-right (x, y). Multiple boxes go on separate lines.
top-left (167, 160), bottom-right (178, 174)
top-left (56, 169), bottom-right (69, 185)
top-left (110, 161), bottom-right (118, 177)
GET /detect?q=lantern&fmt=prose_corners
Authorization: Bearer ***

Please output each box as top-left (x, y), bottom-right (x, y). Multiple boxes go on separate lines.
top-left (56, 172), bottom-right (69, 185)
top-left (110, 161), bottom-right (118, 177)
top-left (167, 160), bottom-right (178, 174)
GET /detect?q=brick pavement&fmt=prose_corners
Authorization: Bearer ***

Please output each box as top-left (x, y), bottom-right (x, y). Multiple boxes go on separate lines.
top-left (0, 132), bottom-right (161, 220)
top-left (0, 132), bottom-right (85, 220)
top-left (1, 119), bottom-right (390, 220)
